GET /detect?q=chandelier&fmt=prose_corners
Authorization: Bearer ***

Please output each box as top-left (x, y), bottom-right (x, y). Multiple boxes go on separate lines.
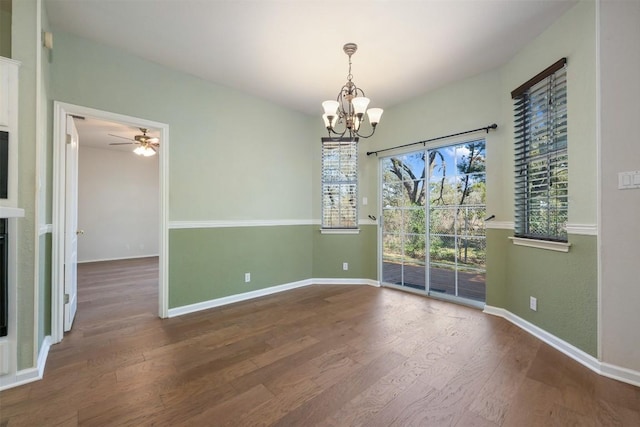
top-left (322, 43), bottom-right (383, 139)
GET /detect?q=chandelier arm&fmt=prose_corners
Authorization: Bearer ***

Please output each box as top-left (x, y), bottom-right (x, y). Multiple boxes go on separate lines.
top-left (353, 124), bottom-right (378, 139)
top-left (326, 112), bottom-right (347, 135)
top-left (326, 127), bottom-right (349, 141)
top-left (328, 124), bottom-right (348, 137)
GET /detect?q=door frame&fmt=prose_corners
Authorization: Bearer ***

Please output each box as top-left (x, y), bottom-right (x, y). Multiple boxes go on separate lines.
top-left (51, 101), bottom-right (170, 344)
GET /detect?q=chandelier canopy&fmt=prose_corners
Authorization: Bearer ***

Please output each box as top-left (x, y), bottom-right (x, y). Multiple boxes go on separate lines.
top-left (322, 43), bottom-right (383, 139)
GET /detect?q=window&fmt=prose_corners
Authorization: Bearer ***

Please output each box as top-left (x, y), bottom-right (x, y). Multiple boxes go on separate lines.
top-left (321, 137), bottom-right (358, 229)
top-left (512, 58), bottom-right (568, 242)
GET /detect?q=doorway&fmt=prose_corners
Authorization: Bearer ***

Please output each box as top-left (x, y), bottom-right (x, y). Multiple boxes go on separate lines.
top-left (380, 139), bottom-right (486, 306)
top-left (51, 102), bottom-right (169, 344)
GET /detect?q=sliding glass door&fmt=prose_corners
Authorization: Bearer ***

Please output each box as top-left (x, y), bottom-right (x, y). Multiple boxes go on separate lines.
top-left (381, 152), bottom-right (427, 290)
top-left (380, 140), bottom-right (486, 304)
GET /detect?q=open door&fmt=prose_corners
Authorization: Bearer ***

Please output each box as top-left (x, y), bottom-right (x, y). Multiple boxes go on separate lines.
top-left (52, 101), bottom-right (169, 344)
top-left (64, 115), bottom-right (79, 331)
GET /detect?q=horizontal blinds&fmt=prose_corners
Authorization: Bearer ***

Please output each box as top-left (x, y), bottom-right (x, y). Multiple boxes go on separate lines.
top-left (321, 138), bottom-right (358, 228)
top-left (514, 63), bottom-right (568, 241)
top-left (511, 58), bottom-right (567, 99)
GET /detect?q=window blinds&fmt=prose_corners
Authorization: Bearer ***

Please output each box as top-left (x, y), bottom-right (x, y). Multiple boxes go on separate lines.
top-left (513, 59), bottom-right (568, 241)
top-left (321, 138), bottom-right (358, 228)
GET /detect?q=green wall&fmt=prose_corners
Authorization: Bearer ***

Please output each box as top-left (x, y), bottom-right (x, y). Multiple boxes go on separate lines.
top-left (37, 233), bottom-right (51, 347)
top-left (169, 226), bottom-right (314, 308)
top-left (0, 1), bottom-right (10, 58)
top-left (485, 229), bottom-right (509, 309)
top-left (168, 224), bottom-right (378, 308)
top-left (36, 0), bottom-right (52, 358)
top-left (312, 225), bottom-right (377, 280)
top-left (13, 0), bottom-right (38, 370)
top-left (488, 230), bottom-right (597, 356)
top-left (50, 32), bottom-right (315, 222)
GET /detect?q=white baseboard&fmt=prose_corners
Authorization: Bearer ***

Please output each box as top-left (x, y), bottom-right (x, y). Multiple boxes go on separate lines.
top-left (484, 306), bottom-right (640, 388)
top-left (37, 336), bottom-right (52, 378)
top-left (600, 362), bottom-right (640, 387)
top-left (167, 278), bottom-right (379, 318)
top-left (0, 335), bottom-right (51, 391)
top-left (78, 254), bottom-right (159, 264)
top-left (313, 278), bottom-right (380, 287)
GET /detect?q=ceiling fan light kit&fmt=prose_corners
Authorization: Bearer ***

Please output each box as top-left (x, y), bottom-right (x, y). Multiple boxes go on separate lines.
top-left (108, 127), bottom-right (159, 156)
top-left (322, 43), bottom-right (383, 140)
top-left (133, 145), bottom-right (157, 157)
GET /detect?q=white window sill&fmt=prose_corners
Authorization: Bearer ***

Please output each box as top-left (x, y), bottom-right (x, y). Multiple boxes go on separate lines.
top-left (509, 236), bottom-right (571, 252)
top-left (320, 228), bottom-right (360, 235)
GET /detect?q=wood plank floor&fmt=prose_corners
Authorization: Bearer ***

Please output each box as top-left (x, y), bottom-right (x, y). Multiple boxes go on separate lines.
top-left (1, 257), bottom-right (638, 426)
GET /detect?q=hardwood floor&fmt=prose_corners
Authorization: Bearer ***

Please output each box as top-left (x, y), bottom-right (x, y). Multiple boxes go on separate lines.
top-left (1, 257), bottom-right (638, 426)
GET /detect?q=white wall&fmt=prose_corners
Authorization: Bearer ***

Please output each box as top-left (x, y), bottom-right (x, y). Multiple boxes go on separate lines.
top-left (599, 0), bottom-right (640, 373)
top-left (77, 145), bottom-right (159, 262)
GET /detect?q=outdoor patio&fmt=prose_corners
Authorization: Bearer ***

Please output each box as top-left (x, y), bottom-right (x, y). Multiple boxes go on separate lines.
top-left (382, 262), bottom-right (486, 302)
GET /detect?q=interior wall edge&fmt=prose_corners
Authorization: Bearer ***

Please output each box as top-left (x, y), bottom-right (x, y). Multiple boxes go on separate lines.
top-left (0, 335), bottom-right (51, 391)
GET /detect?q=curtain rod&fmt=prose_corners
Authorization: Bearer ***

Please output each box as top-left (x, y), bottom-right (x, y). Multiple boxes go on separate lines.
top-left (365, 123), bottom-right (498, 156)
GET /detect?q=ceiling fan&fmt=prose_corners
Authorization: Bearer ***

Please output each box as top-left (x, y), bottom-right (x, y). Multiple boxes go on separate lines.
top-left (108, 128), bottom-right (159, 156)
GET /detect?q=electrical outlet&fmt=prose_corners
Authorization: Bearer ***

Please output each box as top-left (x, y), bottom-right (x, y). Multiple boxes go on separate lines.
top-left (343, 262), bottom-right (349, 271)
top-left (245, 273), bottom-right (251, 283)
top-left (530, 296), bottom-right (537, 311)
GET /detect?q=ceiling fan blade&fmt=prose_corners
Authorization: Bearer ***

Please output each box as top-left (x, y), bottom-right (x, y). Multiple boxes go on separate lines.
top-left (147, 137), bottom-right (160, 144)
top-left (108, 133), bottom-right (136, 142)
top-left (109, 142), bottom-right (135, 146)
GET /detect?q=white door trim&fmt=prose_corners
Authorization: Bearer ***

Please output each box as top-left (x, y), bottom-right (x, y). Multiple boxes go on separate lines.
top-left (51, 101), bottom-right (169, 344)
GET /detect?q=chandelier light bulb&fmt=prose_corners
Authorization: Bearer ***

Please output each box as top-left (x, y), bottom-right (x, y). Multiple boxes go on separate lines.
top-left (351, 97), bottom-right (370, 116)
top-left (367, 108), bottom-right (384, 126)
top-left (322, 100), bottom-right (339, 116)
top-left (322, 114), bottom-right (338, 129)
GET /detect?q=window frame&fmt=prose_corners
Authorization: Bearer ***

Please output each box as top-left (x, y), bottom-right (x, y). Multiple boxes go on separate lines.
top-left (512, 58), bottom-right (568, 243)
top-left (321, 137), bottom-right (359, 230)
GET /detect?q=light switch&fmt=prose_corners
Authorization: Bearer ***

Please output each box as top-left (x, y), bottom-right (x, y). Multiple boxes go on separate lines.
top-left (618, 171), bottom-right (640, 189)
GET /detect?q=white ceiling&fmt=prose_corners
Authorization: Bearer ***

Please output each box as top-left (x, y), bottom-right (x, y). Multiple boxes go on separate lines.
top-left (45, 0), bottom-right (577, 116)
